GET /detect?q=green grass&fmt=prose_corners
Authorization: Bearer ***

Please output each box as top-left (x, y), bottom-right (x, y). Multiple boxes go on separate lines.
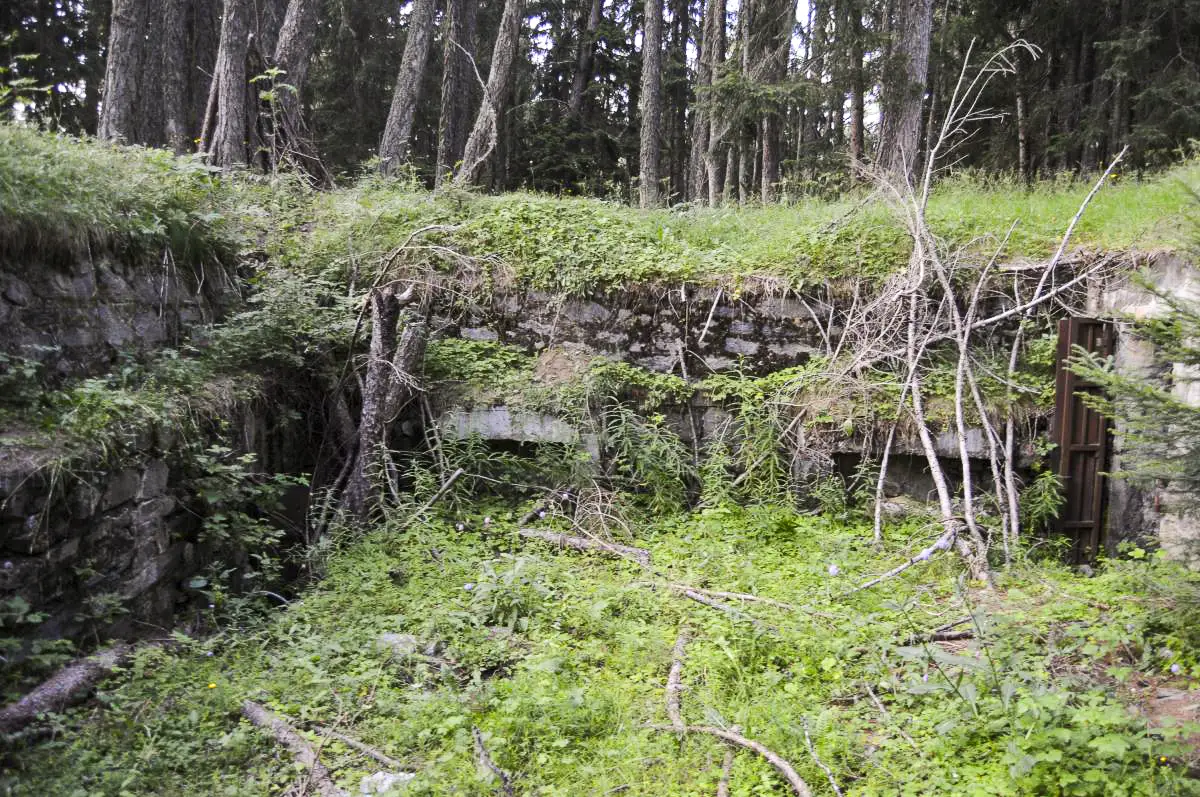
top-left (2, 124), bottom-right (1194, 293)
top-left (281, 163), bottom-right (1199, 298)
top-left (5, 504), bottom-right (1198, 796)
top-left (0, 124), bottom-right (241, 268)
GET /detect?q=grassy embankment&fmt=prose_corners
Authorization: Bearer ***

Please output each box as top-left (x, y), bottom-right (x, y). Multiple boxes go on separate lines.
top-left (3, 127), bottom-right (1200, 796)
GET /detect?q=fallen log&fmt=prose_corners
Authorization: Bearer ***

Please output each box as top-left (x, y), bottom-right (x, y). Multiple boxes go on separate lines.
top-left (715, 749), bottom-right (735, 797)
top-left (649, 724), bottom-right (812, 797)
top-left (242, 701), bottom-right (347, 797)
top-left (666, 629), bottom-right (689, 733)
top-left (0, 643), bottom-right (134, 735)
top-left (517, 528), bottom-right (651, 566)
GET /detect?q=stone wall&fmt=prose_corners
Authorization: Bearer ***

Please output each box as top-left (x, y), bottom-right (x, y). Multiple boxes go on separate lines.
top-left (0, 440), bottom-right (205, 645)
top-left (447, 285), bottom-right (828, 375)
top-left (1102, 253), bottom-right (1200, 563)
top-left (0, 254), bottom-right (236, 380)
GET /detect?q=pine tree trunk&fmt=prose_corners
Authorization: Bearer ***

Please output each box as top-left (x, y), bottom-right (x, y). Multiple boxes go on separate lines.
top-left (97, 0), bottom-right (148, 142)
top-left (638, 0), bottom-right (664, 207)
top-left (272, 0), bottom-right (321, 134)
top-left (758, 0), bottom-right (791, 203)
top-left (162, 0), bottom-right (191, 153)
top-left (666, 0), bottom-right (690, 203)
top-left (704, 0), bottom-right (727, 206)
top-left (203, 0), bottom-right (252, 167)
top-left (568, 0), bottom-right (604, 118)
top-left (687, 0), bottom-right (717, 202)
top-left (878, 0), bottom-right (933, 179)
top-left (455, 0), bottom-right (526, 187)
top-left (379, 0), bottom-right (438, 174)
top-left (848, 1), bottom-right (865, 175)
top-left (435, 0), bottom-right (479, 187)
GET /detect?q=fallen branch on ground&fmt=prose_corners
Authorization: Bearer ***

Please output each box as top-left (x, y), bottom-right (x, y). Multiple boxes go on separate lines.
top-left (716, 748), bottom-right (735, 797)
top-left (517, 528), bottom-right (651, 566)
top-left (901, 616), bottom-right (976, 645)
top-left (864, 683), bottom-right (920, 752)
top-left (677, 589), bottom-right (770, 630)
top-left (473, 726), bottom-right (514, 796)
top-left (412, 467), bottom-right (465, 522)
top-left (648, 725), bottom-right (812, 797)
top-left (312, 725), bottom-right (406, 770)
top-left (842, 529), bottom-right (956, 596)
top-left (669, 585), bottom-right (795, 611)
top-left (802, 717), bottom-right (843, 797)
top-left (0, 643), bottom-right (134, 734)
top-left (666, 629), bottom-right (689, 733)
top-left (241, 701), bottom-right (347, 797)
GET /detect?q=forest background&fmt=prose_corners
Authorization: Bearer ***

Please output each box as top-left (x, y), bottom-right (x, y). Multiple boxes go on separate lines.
top-left (5, 0), bottom-right (1199, 203)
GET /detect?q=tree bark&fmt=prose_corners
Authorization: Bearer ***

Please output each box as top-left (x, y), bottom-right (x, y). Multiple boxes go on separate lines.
top-left (162, 0), bottom-right (191, 153)
top-left (688, 0), bottom-right (718, 202)
top-left (702, 0), bottom-right (727, 205)
top-left (639, 0), bottom-right (664, 207)
top-left (454, 0), bottom-right (525, 187)
top-left (0, 644), bottom-right (134, 735)
top-left (379, 0), bottom-right (438, 173)
top-left (759, 0), bottom-right (791, 202)
top-left (847, 1), bottom-right (865, 174)
top-left (97, 0), bottom-right (148, 142)
top-left (272, 0), bottom-right (322, 135)
top-left (568, 0), bottom-right (604, 118)
top-left (666, 0), bottom-right (690, 202)
top-left (877, 0), bottom-right (933, 180)
top-left (344, 284), bottom-right (427, 521)
top-left (435, 0), bottom-right (479, 188)
top-left (204, 0), bottom-right (252, 167)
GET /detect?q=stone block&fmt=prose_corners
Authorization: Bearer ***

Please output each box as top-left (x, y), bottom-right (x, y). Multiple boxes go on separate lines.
top-left (100, 468), bottom-right (141, 511)
top-left (68, 481), bottom-right (102, 519)
top-left (139, 460), bottom-right (170, 499)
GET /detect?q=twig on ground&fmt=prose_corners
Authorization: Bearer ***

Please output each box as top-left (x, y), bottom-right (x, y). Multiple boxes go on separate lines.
top-left (669, 584), bottom-right (795, 611)
top-left (312, 725), bottom-right (406, 770)
top-left (864, 684), bottom-right (920, 752)
top-left (242, 701), bottom-right (347, 797)
top-left (648, 725), bottom-right (812, 797)
top-left (517, 528), bottom-right (651, 565)
top-left (412, 467), bottom-right (465, 522)
top-left (802, 717), bottom-right (843, 797)
top-left (666, 629), bottom-right (690, 733)
top-left (678, 589), bottom-right (770, 630)
top-left (842, 529), bottom-right (956, 596)
top-left (716, 748), bottom-right (735, 797)
top-left (473, 726), bottom-right (515, 796)
top-left (0, 643), bottom-right (134, 734)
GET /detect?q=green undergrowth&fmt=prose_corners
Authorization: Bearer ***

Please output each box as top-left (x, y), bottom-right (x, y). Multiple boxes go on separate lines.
top-left (279, 162), bottom-right (1200, 297)
top-left (2, 125), bottom-right (1196, 298)
top-left (0, 125), bottom-right (250, 269)
top-left (5, 504), bottom-right (1200, 796)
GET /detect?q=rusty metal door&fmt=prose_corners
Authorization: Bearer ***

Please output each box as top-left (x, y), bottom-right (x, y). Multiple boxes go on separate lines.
top-left (1052, 317), bottom-right (1114, 563)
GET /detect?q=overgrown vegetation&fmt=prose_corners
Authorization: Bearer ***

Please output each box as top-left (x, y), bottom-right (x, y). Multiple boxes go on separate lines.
top-left (4, 504), bottom-right (1199, 796)
top-left (4, 128), bottom-right (1200, 796)
top-left (0, 125), bottom-right (244, 267)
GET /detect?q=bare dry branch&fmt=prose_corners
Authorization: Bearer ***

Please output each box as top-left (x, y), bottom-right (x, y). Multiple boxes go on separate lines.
top-left (517, 528), bottom-right (651, 565)
top-left (242, 701), bottom-right (347, 797)
top-left (666, 629), bottom-right (690, 733)
top-left (473, 726), bottom-right (515, 796)
top-left (649, 725), bottom-right (813, 797)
